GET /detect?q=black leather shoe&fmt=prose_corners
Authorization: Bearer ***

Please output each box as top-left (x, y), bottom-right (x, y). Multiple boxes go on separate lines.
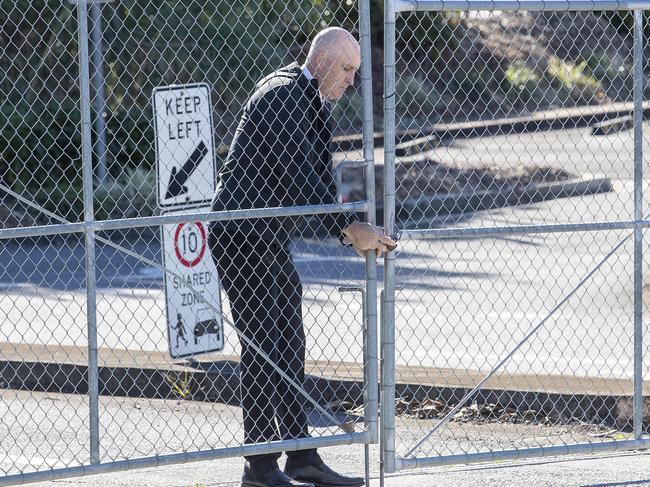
top-left (242, 465), bottom-right (315, 487)
top-left (284, 462), bottom-right (364, 487)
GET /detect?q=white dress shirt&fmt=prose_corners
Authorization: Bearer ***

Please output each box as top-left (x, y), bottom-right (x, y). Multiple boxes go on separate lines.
top-left (301, 64), bottom-right (324, 103)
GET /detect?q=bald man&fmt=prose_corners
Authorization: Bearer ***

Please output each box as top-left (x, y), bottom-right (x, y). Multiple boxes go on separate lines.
top-left (209, 27), bottom-right (394, 487)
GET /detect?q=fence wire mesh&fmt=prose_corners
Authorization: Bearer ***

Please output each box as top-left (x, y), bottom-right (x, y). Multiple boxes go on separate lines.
top-left (390, 8), bottom-right (649, 463)
top-left (5, 0), bottom-right (650, 483)
top-left (0, 0), bottom-right (374, 481)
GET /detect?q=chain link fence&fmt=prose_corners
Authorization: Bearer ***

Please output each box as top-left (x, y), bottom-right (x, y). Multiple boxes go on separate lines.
top-left (381, 0), bottom-right (650, 472)
top-left (0, 0), bottom-right (377, 484)
top-left (5, 0), bottom-right (650, 484)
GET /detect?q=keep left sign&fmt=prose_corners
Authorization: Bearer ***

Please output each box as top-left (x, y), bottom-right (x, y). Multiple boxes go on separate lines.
top-left (153, 83), bottom-right (216, 209)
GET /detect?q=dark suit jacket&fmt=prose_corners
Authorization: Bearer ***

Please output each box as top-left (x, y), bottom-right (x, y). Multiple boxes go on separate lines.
top-left (211, 63), bottom-right (347, 243)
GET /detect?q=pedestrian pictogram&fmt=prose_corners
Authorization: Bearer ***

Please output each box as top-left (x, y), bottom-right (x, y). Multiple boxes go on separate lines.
top-left (173, 313), bottom-right (189, 348)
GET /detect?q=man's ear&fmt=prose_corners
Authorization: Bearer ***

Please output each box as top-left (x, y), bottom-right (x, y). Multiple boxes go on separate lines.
top-left (317, 52), bottom-right (334, 74)
top-left (313, 52), bottom-right (324, 72)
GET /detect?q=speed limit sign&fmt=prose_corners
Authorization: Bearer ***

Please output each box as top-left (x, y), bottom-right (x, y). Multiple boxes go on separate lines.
top-left (174, 222), bottom-right (206, 267)
top-left (161, 207), bottom-right (223, 358)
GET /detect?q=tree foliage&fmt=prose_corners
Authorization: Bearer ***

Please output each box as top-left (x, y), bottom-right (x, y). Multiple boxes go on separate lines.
top-left (2, 2), bottom-right (640, 221)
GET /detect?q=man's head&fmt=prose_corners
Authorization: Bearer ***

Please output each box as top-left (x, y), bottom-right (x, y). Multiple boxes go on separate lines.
top-left (305, 27), bottom-right (361, 102)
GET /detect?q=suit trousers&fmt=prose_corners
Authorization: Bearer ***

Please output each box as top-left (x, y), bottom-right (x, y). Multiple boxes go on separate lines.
top-left (208, 227), bottom-right (319, 473)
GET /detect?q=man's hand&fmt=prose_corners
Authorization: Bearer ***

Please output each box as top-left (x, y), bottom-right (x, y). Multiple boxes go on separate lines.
top-left (341, 222), bottom-right (398, 257)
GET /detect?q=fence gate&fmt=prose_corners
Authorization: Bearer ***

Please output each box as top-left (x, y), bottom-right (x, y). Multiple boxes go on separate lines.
top-left (382, 0), bottom-right (650, 474)
top-left (0, 0), bottom-right (377, 484)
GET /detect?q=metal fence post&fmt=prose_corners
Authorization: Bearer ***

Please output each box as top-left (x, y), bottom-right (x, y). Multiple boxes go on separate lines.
top-left (633, 8), bottom-right (644, 440)
top-left (358, 0), bottom-right (379, 448)
top-left (77, 0), bottom-right (100, 464)
top-left (90, 1), bottom-right (107, 182)
top-left (381, 0), bottom-right (397, 476)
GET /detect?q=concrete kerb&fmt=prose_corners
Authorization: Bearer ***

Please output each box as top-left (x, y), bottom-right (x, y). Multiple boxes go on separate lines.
top-left (392, 175), bottom-right (613, 224)
top-left (334, 169), bottom-right (613, 235)
top-left (0, 342), bottom-right (647, 432)
top-left (0, 342), bottom-right (365, 421)
top-left (332, 100), bottom-right (650, 155)
top-left (591, 115), bottom-right (635, 136)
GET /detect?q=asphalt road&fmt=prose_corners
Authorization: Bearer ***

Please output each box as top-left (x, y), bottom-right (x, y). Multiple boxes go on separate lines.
top-left (3, 389), bottom-right (649, 487)
top-left (0, 181), bottom-right (646, 378)
top-left (22, 452), bottom-right (650, 487)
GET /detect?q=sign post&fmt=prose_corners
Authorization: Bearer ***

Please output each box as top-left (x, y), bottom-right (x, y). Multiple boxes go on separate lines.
top-left (153, 83), bottom-right (223, 358)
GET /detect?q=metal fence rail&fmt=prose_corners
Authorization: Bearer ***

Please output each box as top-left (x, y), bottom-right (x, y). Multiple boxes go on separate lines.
top-left (382, 0), bottom-right (650, 476)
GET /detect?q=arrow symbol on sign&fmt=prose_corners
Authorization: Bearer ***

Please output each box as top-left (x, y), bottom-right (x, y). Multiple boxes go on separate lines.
top-left (165, 140), bottom-right (208, 200)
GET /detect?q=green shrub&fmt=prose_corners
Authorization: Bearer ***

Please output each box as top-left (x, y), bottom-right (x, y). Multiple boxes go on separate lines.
top-left (547, 56), bottom-right (606, 103)
top-left (104, 107), bottom-right (155, 172)
top-left (28, 179), bottom-right (85, 224)
top-left (504, 61), bottom-right (544, 105)
top-left (0, 98), bottom-right (159, 222)
top-left (505, 61), bottom-right (539, 92)
top-left (0, 100), bottom-right (82, 220)
top-left (94, 167), bottom-right (157, 221)
top-left (24, 166), bottom-right (157, 224)
top-left (584, 52), bottom-right (633, 101)
top-left (548, 57), bottom-right (600, 91)
top-left (396, 75), bottom-right (441, 120)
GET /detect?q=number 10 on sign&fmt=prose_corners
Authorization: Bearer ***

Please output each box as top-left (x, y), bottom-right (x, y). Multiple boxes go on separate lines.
top-left (174, 222), bottom-right (206, 267)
